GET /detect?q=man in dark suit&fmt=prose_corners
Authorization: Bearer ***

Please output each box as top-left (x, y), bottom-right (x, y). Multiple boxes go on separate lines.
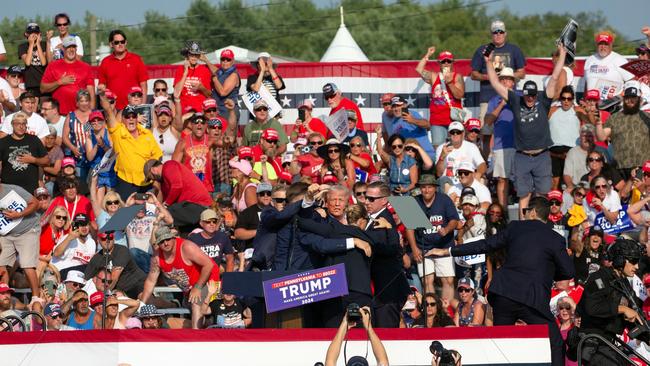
top-left (428, 196), bottom-right (574, 366)
top-left (364, 181), bottom-right (411, 328)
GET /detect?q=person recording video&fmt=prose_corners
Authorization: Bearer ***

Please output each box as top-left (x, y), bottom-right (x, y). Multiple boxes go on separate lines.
top-left (575, 238), bottom-right (649, 364)
top-left (430, 341), bottom-right (462, 366)
top-left (324, 305), bottom-right (388, 366)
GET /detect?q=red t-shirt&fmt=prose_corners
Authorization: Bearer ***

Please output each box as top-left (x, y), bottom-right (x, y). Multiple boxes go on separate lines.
top-left (173, 65), bottom-right (213, 113)
top-left (46, 196), bottom-right (96, 224)
top-left (353, 152), bottom-right (377, 176)
top-left (39, 224), bottom-right (69, 256)
top-left (330, 98), bottom-right (364, 130)
top-left (297, 117), bottom-right (329, 139)
top-left (98, 51), bottom-right (149, 110)
top-left (41, 59), bottom-right (94, 114)
top-left (297, 153), bottom-right (324, 182)
top-left (161, 160), bottom-right (213, 207)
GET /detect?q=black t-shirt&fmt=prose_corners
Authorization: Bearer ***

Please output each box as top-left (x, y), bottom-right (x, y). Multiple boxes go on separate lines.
top-left (507, 89), bottom-right (553, 151)
top-left (187, 231), bottom-right (234, 265)
top-left (0, 134), bottom-right (47, 194)
top-left (17, 41), bottom-right (48, 89)
top-left (84, 245), bottom-right (147, 298)
top-left (209, 298), bottom-right (247, 327)
top-left (235, 204), bottom-right (262, 249)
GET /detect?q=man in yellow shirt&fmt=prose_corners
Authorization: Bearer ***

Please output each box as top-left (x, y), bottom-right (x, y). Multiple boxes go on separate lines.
top-left (98, 89), bottom-right (162, 200)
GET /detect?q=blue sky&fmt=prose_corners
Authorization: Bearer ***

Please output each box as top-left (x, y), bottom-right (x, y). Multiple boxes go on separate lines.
top-left (3, 0), bottom-right (648, 41)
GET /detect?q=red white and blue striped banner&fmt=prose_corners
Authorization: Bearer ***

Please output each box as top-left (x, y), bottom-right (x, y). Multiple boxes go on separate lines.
top-left (0, 325), bottom-right (551, 365)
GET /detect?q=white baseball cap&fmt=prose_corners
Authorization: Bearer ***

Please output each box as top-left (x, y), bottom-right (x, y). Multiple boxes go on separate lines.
top-left (64, 270), bottom-right (86, 285)
top-left (448, 121), bottom-right (464, 132)
top-left (457, 161), bottom-right (476, 172)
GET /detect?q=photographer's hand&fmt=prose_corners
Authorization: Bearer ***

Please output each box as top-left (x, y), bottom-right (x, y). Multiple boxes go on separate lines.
top-left (360, 306), bottom-right (372, 329)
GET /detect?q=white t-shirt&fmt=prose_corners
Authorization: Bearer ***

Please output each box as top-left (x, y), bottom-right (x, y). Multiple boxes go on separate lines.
top-left (51, 236), bottom-right (97, 271)
top-left (48, 115), bottom-right (66, 138)
top-left (549, 108), bottom-right (580, 147)
top-left (49, 35), bottom-right (84, 60)
top-left (583, 190), bottom-right (622, 225)
top-left (125, 203), bottom-right (158, 253)
top-left (1, 111), bottom-right (50, 138)
top-left (435, 140), bottom-right (485, 178)
top-left (448, 180), bottom-right (492, 206)
top-left (583, 51), bottom-right (633, 99)
top-left (0, 77), bottom-right (16, 119)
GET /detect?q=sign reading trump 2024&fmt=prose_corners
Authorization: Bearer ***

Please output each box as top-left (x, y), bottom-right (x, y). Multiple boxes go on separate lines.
top-left (262, 264), bottom-right (348, 313)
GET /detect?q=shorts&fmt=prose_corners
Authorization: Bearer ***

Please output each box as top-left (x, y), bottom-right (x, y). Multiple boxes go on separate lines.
top-left (479, 103), bottom-right (493, 135)
top-left (417, 256), bottom-right (455, 278)
top-left (513, 150), bottom-right (552, 197)
top-left (550, 146), bottom-right (571, 178)
top-left (492, 148), bottom-right (515, 178)
top-left (0, 227), bottom-right (40, 268)
top-left (429, 125), bottom-right (449, 147)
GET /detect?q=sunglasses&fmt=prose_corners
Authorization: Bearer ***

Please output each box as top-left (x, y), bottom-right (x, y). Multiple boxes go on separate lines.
top-left (258, 191), bottom-right (272, 197)
top-left (325, 95), bottom-right (336, 100)
top-left (208, 125), bottom-right (220, 130)
top-left (55, 215), bottom-right (67, 221)
top-left (328, 148), bottom-right (340, 154)
top-left (204, 108), bottom-right (217, 113)
top-left (221, 58), bottom-right (232, 62)
top-left (192, 120), bottom-right (206, 125)
top-left (202, 219), bottom-right (219, 224)
top-left (159, 134), bottom-right (164, 144)
top-left (382, 102), bottom-right (391, 107)
top-left (350, 143), bottom-right (363, 148)
top-left (560, 96), bottom-right (574, 101)
top-left (309, 141), bottom-right (323, 146)
top-left (56, 22), bottom-right (69, 27)
top-left (457, 170), bottom-right (472, 177)
top-left (273, 197), bottom-right (287, 204)
top-left (255, 107), bottom-right (269, 112)
top-left (558, 304), bottom-right (572, 311)
top-left (574, 192), bottom-right (585, 198)
top-left (355, 191), bottom-right (367, 197)
top-left (154, 88), bottom-right (167, 93)
top-left (106, 200), bottom-right (120, 206)
top-left (594, 184), bottom-right (608, 190)
top-left (492, 30), bottom-right (505, 35)
top-left (449, 130), bottom-right (463, 135)
top-left (265, 139), bottom-right (278, 145)
top-left (404, 146), bottom-right (416, 153)
top-left (49, 314), bottom-right (61, 319)
top-left (97, 278), bottom-right (113, 284)
top-left (366, 195), bottom-right (386, 202)
top-left (587, 157), bottom-right (603, 163)
top-left (550, 200), bottom-right (562, 206)
top-left (112, 40), bottom-right (126, 45)
top-left (425, 302), bottom-right (437, 307)
top-left (488, 210), bottom-right (502, 216)
top-left (439, 59), bottom-right (453, 64)
top-left (37, 195), bottom-right (49, 200)
top-left (391, 144), bottom-right (403, 150)
top-left (458, 287), bottom-right (472, 293)
top-left (130, 92), bottom-right (143, 98)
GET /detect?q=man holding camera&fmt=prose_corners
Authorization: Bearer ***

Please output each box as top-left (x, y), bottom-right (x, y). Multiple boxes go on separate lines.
top-left (576, 238), bottom-right (648, 364)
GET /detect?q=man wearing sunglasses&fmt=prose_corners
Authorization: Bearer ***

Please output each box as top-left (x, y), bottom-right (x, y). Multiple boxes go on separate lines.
top-left (471, 20), bottom-right (526, 159)
top-left (323, 82), bottom-right (364, 131)
top-left (202, 49), bottom-right (241, 119)
top-left (98, 29), bottom-right (148, 110)
top-left (447, 161), bottom-right (491, 212)
top-left (188, 209), bottom-right (234, 274)
top-left (44, 302), bottom-right (75, 331)
top-left (172, 112), bottom-right (215, 192)
top-left (435, 121), bottom-right (485, 185)
top-left (429, 196), bottom-right (574, 366)
top-left (577, 238), bottom-right (646, 364)
top-left (242, 100), bottom-right (288, 151)
top-left (546, 190), bottom-right (569, 245)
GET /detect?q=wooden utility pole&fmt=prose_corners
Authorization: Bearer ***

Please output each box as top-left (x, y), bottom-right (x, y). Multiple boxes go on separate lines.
top-left (90, 15), bottom-right (97, 66)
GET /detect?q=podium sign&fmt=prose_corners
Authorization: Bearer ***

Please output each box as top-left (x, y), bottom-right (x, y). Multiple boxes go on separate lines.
top-left (262, 264), bottom-right (348, 313)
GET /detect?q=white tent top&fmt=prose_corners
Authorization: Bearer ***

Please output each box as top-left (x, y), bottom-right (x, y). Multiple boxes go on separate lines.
top-left (320, 7), bottom-right (369, 62)
top-left (173, 45), bottom-right (301, 65)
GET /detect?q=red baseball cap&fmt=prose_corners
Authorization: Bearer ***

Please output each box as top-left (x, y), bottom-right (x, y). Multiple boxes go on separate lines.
top-left (642, 160), bottom-right (650, 174)
top-left (644, 273), bottom-right (650, 286)
top-left (438, 51), bottom-right (454, 61)
top-left (322, 172), bottom-right (338, 184)
top-left (104, 89), bottom-right (116, 100)
top-left (128, 86), bottom-right (143, 95)
top-left (89, 110), bottom-right (105, 122)
top-left (279, 171), bottom-right (293, 184)
top-left (238, 146), bottom-right (254, 160)
top-left (465, 118), bottom-right (481, 132)
top-left (261, 128), bottom-right (279, 141)
top-left (90, 291), bottom-right (104, 307)
top-left (62, 156), bottom-right (76, 168)
top-left (585, 89), bottom-right (600, 100)
top-left (595, 32), bottom-right (614, 45)
top-left (0, 282), bottom-right (14, 293)
top-left (220, 49), bottom-right (234, 60)
top-left (202, 98), bottom-right (217, 111)
top-left (547, 190), bottom-right (563, 202)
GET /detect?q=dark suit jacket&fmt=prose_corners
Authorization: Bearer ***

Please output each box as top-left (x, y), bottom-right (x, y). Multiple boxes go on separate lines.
top-left (255, 200), bottom-right (302, 270)
top-left (365, 208), bottom-right (410, 306)
top-left (298, 217), bottom-right (372, 296)
top-left (451, 220), bottom-right (575, 320)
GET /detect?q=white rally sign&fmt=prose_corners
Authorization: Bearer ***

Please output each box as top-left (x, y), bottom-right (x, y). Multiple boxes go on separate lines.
top-left (242, 85), bottom-right (283, 119)
top-left (324, 108), bottom-right (348, 142)
top-left (0, 190), bottom-right (27, 235)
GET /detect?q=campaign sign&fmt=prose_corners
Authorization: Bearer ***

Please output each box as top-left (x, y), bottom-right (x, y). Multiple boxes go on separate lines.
top-left (0, 190), bottom-right (27, 235)
top-left (594, 204), bottom-right (634, 234)
top-left (622, 60), bottom-right (650, 79)
top-left (242, 85), bottom-right (283, 119)
top-left (91, 148), bottom-right (117, 177)
top-left (454, 236), bottom-right (486, 267)
top-left (262, 264), bottom-right (348, 313)
top-left (325, 109), bottom-right (348, 142)
top-left (354, 167), bottom-right (368, 183)
top-left (133, 104), bottom-right (153, 129)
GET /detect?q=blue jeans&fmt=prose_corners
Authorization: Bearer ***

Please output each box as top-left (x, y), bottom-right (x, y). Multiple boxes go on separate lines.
top-left (130, 248), bottom-right (151, 274)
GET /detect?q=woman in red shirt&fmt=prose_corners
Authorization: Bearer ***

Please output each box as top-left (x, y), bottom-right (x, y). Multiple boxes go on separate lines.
top-left (348, 136), bottom-right (376, 182)
top-left (38, 206), bottom-right (70, 278)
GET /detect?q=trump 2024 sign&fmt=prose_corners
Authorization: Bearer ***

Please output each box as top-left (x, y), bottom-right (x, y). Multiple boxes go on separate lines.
top-left (262, 264), bottom-right (349, 313)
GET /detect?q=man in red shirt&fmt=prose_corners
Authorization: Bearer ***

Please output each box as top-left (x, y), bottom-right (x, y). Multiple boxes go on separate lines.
top-left (171, 113), bottom-right (214, 192)
top-left (290, 99), bottom-right (328, 141)
top-left (323, 82), bottom-right (364, 131)
top-left (97, 30), bottom-right (148, 110)
top-left (173, 41), bottom-right (212, 113)
top-left (40, 36), bottom-right (94, 115)
top-left (143, 159), bottom-right (212, 229)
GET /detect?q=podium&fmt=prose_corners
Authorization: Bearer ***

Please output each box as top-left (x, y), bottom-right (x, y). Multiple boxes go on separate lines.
top-left (221, 270), bottom-right (304, 328)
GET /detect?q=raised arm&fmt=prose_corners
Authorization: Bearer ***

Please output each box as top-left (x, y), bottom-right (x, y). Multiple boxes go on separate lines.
top-left (415, 46), bottom-right (436, 84)
top-left (485, 52), bottom-right (509, 100)
top-left (545, 44), bottom-right (567, 100)
top-left (98, 91), bottom-right (118, 129)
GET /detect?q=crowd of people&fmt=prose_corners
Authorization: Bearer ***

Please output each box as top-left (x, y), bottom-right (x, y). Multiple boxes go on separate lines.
top-left (1, 12), bottom-right (650, 365)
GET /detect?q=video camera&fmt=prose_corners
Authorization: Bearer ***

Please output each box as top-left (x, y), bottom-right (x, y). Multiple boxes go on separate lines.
top-left (347, 303), bottom-right (362, 323)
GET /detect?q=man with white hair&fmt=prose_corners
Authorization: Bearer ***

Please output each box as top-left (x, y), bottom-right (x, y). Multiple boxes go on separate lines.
top-left (583, 31), bottom-right (633, 99)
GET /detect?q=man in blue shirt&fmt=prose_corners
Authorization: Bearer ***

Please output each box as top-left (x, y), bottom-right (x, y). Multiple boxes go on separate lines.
top-left (389, 96), bottom-right (435, 159)
top-left (405, 174), bottom-right (459, 299)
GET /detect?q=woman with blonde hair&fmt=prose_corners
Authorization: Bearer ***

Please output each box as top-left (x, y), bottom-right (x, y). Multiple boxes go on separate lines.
top-left (90, 175), bottom-right (127, 246)
top-left (38, 206), bottom-right (70, 279)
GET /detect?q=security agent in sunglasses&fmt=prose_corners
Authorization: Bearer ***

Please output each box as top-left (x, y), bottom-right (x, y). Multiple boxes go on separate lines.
top-left (574, 238), bottom-right (649, 364)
